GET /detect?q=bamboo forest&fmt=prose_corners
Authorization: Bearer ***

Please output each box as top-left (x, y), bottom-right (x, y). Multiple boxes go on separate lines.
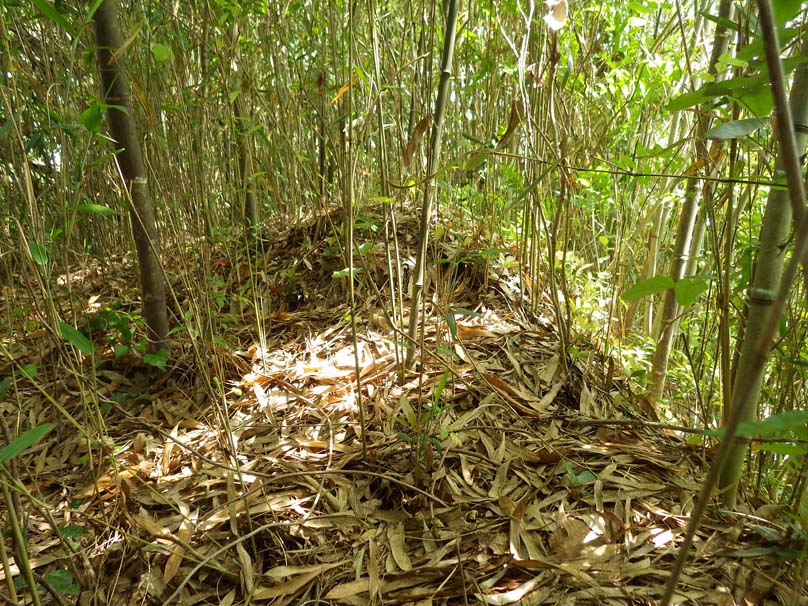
top-left (2, 0), bottom-right (808, 604)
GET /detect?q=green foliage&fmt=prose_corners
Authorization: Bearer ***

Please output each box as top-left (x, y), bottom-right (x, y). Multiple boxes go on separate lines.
top-left (563, 459), bottom-right (598, 487)
top-left (621, 275), bottom-right (710, 306)
top-left (150, 43), bottom-right (171, 63)
top-left (771, 0), bottom-right (804, 26)
top-left (59, 322), bottom-right (94, 356)
top-left (446, 308), bottom-right (481, 339)
top-left (0, 423), bottom-right (53, 463)
top-left (19, 364), bottom-right (38, 381)
top-left (27, 240), bottom-right (48, 266)
top-left (44, 570), bottom-right (80, 596)
top-left (31, 0), bottom-right (76, 37)
top-left (5, 0), bottom-right (808, 543)
top-left (332, 267), bottom-right (359, 279)
top-left (90, 308), bottom-right (134, 345)
top-left (77, 106), bottom-right (101, 133)
top-left (58, 525), bottom-right (85, 539)
top-left (738, 410), bottom-right (808, 441)
top-left (668, 53), bottom-right (808, 116)
top-left (143, 347), bottom-right (170, 371)
top-left (705, 411), bottom-right (808, 452)
top-left (674, 276), bottom-right (710, 306)
top-left (706, 118), bottom-right (769, 141)
top-left (622, 275), bottom-right (675, 301)
top-left (72, 203), bottom-right (120, 217)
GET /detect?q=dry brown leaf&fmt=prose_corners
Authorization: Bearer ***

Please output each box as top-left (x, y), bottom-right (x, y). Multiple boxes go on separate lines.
top-left (537, 381), bottom-right (563, 410)
top-left (579, 380), bottom-right (599, 416)
top-left (332, 71), bottom-right (359, 104)
top-left (255, 562), bottom-right (343, 599)
top-left (475, 574), bottom-right (550, 605)
top-left (548, 518), bottom-right (590, 559)
top-left (133, 432), bottom-right (147, 453)
top-left (219, 588), bottom-right (237, 606)
top-left (324, 577), bottom-right (370, 600)
top-left (237, 542), bottom-right (254, 594)
top-left (368, 533), bottom-right (381, 600)
top-left (0, 554), bottom-right (60, 582)
top-left (163, 515), bottom-right (192, 584)
top-left (388, 521), bottom-right (412, 571)
top-left (11, 229), bottom-right (803, 606)
top-left (482, 373), bottom-right (541, 403)
top-left (402, 115), bottom-right (431, 169)
top-left (161, 424), bottom-right (180, 477)
top-left (455, 325), bottom-right (496, 339)
top-left (132, 512), bottom-right (168, 537)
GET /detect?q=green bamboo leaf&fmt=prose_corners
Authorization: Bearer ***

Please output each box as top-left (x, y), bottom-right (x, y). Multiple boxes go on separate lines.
top-left (28, 240), bottom-right (48, 265)
top-left (45, 570), bottom-right (80, 596)
top-left (573, 470), bottom-right (598, 486)
top-left (0, 116), bottom-right (14, 140)
top-left (754, 411), bottom-right (808, 437)
top-left (706, 118), bottom-right (768, 140)
top-left (144, 348), bottom-right (170, 371)
top-left (433, 372), bottom-right (448, 406)
top-left (0, 423), bottom-right (53, 463)
top-left (736, 88), bottom-right (773, 118)
top-left (73, 203), bottom-right (120, 216)
top-left (78, 104), bottom-right (104, 132)
top-left (699, 12), bottom-right (739, 32)
top-left (150, 43), bottom-right (171, 63)
top-left (772, 0), bottom-right (803, 26)
top-left (332, 267), bottom-right (360, 278)
top-left (446, 312), bottom-right (458, 339)
top-left (32, 0), bottom-right (76, 37)
top-left (666, 89), bottom-right (709, 112)
top-left (755, 443), bottom-right (807, 457)
top-left (621, 275), bottom-right (674, 301)
top-left (735, 28), bottom-right (800, 63)
top-left (59, 525), bottom-right (85, 539)
top-left (0, 377), bottom-right (9, 399)
top-left (674, 276), bottom-right (709, 306)
top-left (59, 322), bottom-right (94, 355)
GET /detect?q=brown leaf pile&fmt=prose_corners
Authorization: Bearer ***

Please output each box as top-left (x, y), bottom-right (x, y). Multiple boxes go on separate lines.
top-left (2, 214), bottom-right (806, 606)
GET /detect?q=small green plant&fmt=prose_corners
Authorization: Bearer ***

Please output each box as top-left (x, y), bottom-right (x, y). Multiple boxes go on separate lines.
top-left (44, 569), bottom-right (80, 597)
top-left (143, 347), bottom-right (170, 371)
top-left (58, 525), bottom-right (85, 551)
top-left (0, 423), bottom-right (53, 463)
top-left (396, 372), bottom-right (458, 461)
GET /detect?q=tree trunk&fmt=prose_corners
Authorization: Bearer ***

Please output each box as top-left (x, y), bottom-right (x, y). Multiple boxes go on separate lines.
top-left (719, 48), bottom-right (808, 506)
top-left (648, 0), bottom-right (734, 400)
top-left (648, 176), bottom-right (700, 400)
top-left (405, 0), bottom-right (459, 368)
top-left (230, 22), bottom-right (258, 246)
top-left (93, 0), bottom-right (168, 346)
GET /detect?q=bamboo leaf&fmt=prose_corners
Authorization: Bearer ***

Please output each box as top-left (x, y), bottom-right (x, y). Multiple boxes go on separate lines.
top-left (621, 275), bottom-right (674, 301)
top-left (706, 118), bottom-right (768, 140)
top-left (32, 0), bottom-right (76, 37)
top-left (674, 276), bottom-right (709, 306)
top-left (74, 203), bottom-right (120, 216)
top-left (59, 322), bottom-right (94, 355)
top-left (150, 43), bottom-right (171, 63)
top-left (666, 89), bottom-right (708, 112)
top-left (28, 240), bottom-right (49, 265)
top-left (144, 348), bottom-right (170, 371)
top-left (0, 423), bottom-right (53, 463)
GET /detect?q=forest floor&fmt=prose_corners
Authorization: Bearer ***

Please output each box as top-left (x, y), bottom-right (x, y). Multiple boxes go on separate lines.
top-left (2, 209), bottom-right (806, 606)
